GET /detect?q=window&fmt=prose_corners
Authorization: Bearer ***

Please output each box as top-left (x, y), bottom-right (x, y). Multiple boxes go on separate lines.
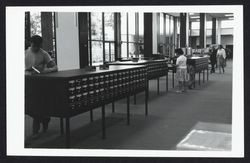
top-left (30, 12), bottom-right (42, 36)
top-left (89, 12), bottom-right (115, 66)
top-left (90, 12), bottom-right (103, 66)
top-left (25, 12), bottom-right (57, 60)
top-left (120, 12), bottom-right (144, 58)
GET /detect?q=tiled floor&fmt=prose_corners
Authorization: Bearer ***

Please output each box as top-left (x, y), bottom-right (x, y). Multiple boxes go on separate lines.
top-left (25, 61), bottom-right (232, 150)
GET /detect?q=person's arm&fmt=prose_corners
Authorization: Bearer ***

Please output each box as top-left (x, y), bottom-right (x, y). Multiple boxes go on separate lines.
top-left (43, 60), bottom-right (58, 73)
top-left (223, 49), bottom-right (226, 59)
top-left (175, 57), bottom-right (180, 67)
top-left (42, 50), bottom-right (58, 73)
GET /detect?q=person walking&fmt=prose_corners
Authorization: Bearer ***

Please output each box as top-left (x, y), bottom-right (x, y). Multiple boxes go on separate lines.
top-left (210, 46), bottom-right (217, 73)
top-left (217, 45), bottom-right (226, 74)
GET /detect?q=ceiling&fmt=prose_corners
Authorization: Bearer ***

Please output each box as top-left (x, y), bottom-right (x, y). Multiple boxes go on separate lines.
top-left (168, 13), bottom-right (234, 22)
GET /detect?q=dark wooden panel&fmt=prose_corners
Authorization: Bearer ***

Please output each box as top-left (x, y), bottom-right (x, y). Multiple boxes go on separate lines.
top-left (144, 13), bottom-right (153, 58)
top-left (25, 65), bottom-right (147, 118)
top-left (78, 12), bottom-right (89, 68)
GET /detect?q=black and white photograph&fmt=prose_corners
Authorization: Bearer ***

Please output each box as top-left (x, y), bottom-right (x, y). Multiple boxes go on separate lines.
top-left (5, 5), bottom-right (244, 158)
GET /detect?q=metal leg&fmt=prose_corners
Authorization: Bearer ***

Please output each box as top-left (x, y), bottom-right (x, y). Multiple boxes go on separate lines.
top-left (133, 94), bottom-right (136, 105)
top-left (199, 72), bottom-right (201, 85)
top-left (172, 71), bottom-right (174, 88)
top-left (166, 73), bottom-right (168, 92)
top-left (194, 73), bottom-right (196, 88)
top-left (90, 108), bottom-right (93, 122)
top-left (112, 102), bottom-right (115, 113)
top-left (102, 105), bottom-right (106, 139)
top-left (127, 96), bottom-right (130, 125)
top-left (145, 81), bottom-right (149, 116)
top-left (207, 68), bottom-right (209, 81)
top-left (157, 78), bottom-right (160, 95)
top-left (60, 118), bottom-right (64, 134)
top-left (65, 118), bottom-right (70, 148)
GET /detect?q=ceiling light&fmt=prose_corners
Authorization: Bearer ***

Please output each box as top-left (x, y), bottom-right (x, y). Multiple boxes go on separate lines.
top-left (225, 14), bottom-right (233, 17)
top-left (190, 16), bottom-right (200, 19)
top-left (189, 13), bottom-right (195, 15)
top-left (228, 17), bottom-right (234, 20)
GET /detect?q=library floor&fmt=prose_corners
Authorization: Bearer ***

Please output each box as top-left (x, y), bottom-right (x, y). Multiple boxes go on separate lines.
top-left (25, 61), bottom-right (232, 150)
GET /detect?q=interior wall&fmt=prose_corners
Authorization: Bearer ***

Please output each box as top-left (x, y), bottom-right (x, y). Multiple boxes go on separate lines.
top-left (221, 35), bottom-right (233, 46)
top-left (55, 12), bottom-right (80, 71)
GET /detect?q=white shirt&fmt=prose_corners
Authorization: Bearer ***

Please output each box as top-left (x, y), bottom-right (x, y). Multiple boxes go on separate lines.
top-left (176, 55), bottom-right (187, 69)
top-left (217, 49), bottom-right (226, 59)
top-left (25, 47), bottom-right (52, 71)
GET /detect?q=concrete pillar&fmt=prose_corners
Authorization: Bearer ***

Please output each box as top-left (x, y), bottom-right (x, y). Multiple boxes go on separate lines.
top-left (144, 13), bottom-right (153, 58)
top-left (152, 13), bottom-right (158, 54)
top-left (212, 17), bottom-right (216, 44)
top-left (199, 13), bottom-right (206, 48)
top-left (41, 12), bottom-right (53, 52)
top-left (217, 19), bottom-right (221, 45)
top-left (180, 13), bottom-right (189, 48)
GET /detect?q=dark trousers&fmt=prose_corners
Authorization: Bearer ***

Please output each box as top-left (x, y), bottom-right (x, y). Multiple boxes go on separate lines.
top-left (211, 63), bottom-right (216, 73)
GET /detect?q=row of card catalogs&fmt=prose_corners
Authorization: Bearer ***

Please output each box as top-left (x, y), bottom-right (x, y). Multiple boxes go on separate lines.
top-left (67, 69), bottom-right (147, 110)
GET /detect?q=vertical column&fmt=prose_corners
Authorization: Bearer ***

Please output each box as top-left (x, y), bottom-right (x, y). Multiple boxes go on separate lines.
top-left (152, 13), bottom-right (158, 54)
top-left (25, 12), bottom-right (31, 49)
top-left (199, 13), bottom-right (206, 49)
top-left (180, 13), bottom-right (189, 48)
top-left (163, 14), bottom-right (166, 55)
top-left (212, 17), bottom-right (216, 44)
top-left (144, 13), bottom-right (153, 58)
top-left (78, 12), bottom-right (89, 68)
top-left (217, 19), bottom-right (221, 45)
top-left (189, 20), bottom-right (192, 47)
top-left (41, 12), bottom-right (53, 52)
top-left (135, 13), bottom-right (139, 57)
top-left (114, 13), bottom-right (121, 61)
top-left (173, 17), bottom-right (178, 49)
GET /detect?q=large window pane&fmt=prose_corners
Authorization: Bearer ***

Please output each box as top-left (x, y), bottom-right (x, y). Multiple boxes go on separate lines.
top-left (92, 41), bottom-right (103, 66)
top-left (128, 13), bottom-right (136, 42)
top-left (105, 42), bottom-right (115, 62)
top-left (160, 13), bottom-right (164, 35)
top-left (104, 13), bottom-right (114, 41)
top-left (91, 13), bottom-right (103, 40)
top-left (121, 42), bottom-right (128, 58)
top-left (30, 12), bottom-right (42, 36)
top-left (121, 13), bottom-right (127, 42)
top-left (139, 13), bottom-right (144, 43)
top-left (129, 43), bottom-right (136, 56)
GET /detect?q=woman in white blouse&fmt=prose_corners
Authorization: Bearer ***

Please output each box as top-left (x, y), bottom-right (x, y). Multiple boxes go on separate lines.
top-left (217, 45), bottom-right (226, 74)
top-left (175, 49), bottom-right (189, 93)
